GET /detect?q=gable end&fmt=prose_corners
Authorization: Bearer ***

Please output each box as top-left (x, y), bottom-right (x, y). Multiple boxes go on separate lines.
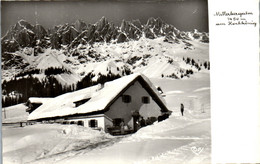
top-left (103, 75), bottom-right (169, 113)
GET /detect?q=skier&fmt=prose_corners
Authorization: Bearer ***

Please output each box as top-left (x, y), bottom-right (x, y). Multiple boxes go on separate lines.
top-left (180, 103), bottom-right (184, 116)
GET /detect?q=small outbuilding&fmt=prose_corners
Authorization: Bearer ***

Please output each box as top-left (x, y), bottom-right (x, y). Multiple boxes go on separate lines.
top-left (28, 73), bottom-right (171, 135)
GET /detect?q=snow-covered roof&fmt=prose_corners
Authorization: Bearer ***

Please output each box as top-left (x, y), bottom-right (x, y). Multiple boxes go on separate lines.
top-left (28, 97), bottom-right (53, 104)
top-left (28, 73), bottom-right (168, 121)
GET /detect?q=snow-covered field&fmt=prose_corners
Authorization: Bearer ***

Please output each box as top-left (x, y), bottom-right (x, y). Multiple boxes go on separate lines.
top-left (2, 71), bottom-right (210, 164)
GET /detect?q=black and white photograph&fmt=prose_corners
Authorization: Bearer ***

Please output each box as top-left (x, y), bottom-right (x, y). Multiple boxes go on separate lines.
top-left (2, 0), bottom-right (257, 163)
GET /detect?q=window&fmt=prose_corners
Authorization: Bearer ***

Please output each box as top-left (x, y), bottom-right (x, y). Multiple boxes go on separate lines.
top-left (74, 98), bottom-right (91, 107)
top-left (89, 119), bottom-right (98, 128)
top-left (142, 96), bottom-right (150, 104)
top-left (122, 95), bottom-right (131, 103)
top-left (77, 120), bottom-right (84, 126)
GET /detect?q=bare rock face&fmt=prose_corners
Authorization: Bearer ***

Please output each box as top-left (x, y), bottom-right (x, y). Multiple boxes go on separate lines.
top-left (176, 31), bottom-right (191, 41)
top-left (146, 17), bottom-right (156, 28)
top-left (201, 32), bottom-right (209, 43)
top-left (117, 33), bottom-right (127, 43)
top-left (2, 52), bottom-right (29, 70)
top-left (104, 23), bottom-right (118, 42)
top-left (145, 17), bottom-right (169, 37)
top-left (48, 23), bottom-right (80, 46)
top-left (164, 25), bottom-right (175, 35)
top-left (61, 27), bottom-right (79, 45)
top-left (85, 24), bottom-right (96, 43)
top-left (70, 17), bottom-right (120, 46)
top-left (17, 28), bottom-right (36, 47)
top-left (14, 20), bottom-right (34, 32)
top-left (153, 17), bottom-right (165, 36)
top-left (74, 20), bottom-right (87, 32)
top-left (155, 17), bottom-right (164, 29)
top-left (120, 19), bottom-right (142, 40)
top-left (2, 20), bottom-right (36, 50)
top-left (34, 24), bottom-right (47, 40)
top-left (132, 19), bottom-right (142, 30)
top-left (1, 39), bottom-right (20, 53)
top-left (120, 19), bottom-right (129, 32)
top-left (96, 16), bottom-right (108, 32)
top-left (164, 35), bottom-right (180, 44)
top-left (68, 30), bottom-right (88, 48)
top-left (50, 33), bottom-right (61, 49)
top-left (143, 26), bottom-right (155, 39)
top-left (19, 20), bottom-right (34, 29)
top-left (47, 25), bottom-right (61, 36)
top-left (95, 17), bottom-right (120, 43)
top-left (68, 23), bottom-right (99, 48)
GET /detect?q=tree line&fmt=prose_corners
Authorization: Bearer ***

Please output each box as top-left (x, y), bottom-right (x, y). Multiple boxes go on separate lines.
top-left (2, 72), bottom-right (122, 107)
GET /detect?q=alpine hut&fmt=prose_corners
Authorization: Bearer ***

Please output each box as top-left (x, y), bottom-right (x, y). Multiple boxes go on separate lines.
top-left (27, 73), bottom-right (171, 135)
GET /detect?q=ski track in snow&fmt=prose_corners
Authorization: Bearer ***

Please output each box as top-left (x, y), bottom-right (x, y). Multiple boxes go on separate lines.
top-left (54, 118), bottom-right (210, 164)
top-left (27, 136), bottom-right (126, 164)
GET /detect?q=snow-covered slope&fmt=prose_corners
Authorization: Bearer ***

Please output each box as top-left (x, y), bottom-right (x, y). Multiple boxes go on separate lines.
top-left (2, 36), bottom-right (209, 84)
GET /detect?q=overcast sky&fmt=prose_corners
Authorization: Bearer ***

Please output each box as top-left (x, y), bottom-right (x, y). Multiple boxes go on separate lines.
top-left (1, 0), bottom-right (208, 36)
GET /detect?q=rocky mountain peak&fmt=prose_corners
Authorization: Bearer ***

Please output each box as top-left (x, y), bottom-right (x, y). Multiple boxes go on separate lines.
top-left (16, 19), bottom-right (34, 31)
top-left (2, 17), bottom-right (209, 52)
top-left (120, 19), bottom-right (130, 32)
top-left (146, 17), bottom-right (156, 27)
top-left (96, 16), bottom-right (108, 31)
top-left (74, 19), bottom-right (87, 32)
top-left (131, 19), bottom-right (142, 30)
top-left (34, 24), bottom-right (47, 40)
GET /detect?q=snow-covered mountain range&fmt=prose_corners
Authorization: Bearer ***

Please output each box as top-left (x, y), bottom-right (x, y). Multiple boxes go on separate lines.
top-left (1, 17), bottom-right (209, 106)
